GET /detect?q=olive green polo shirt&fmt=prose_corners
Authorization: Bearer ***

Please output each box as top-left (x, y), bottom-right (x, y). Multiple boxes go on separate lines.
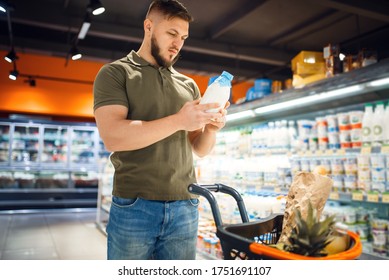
top-left (93, 51), bottom-right (200, 200)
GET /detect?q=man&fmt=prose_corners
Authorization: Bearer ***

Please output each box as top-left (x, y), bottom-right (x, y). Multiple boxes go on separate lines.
top-left (93, 0), bottom-right (228, 260)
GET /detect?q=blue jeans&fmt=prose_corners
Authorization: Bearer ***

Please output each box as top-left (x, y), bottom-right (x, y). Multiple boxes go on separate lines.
top-left (106, 196), bottom-right (199, 260)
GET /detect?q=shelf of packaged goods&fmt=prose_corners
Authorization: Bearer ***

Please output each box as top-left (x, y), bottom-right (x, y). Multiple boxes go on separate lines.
top-left (226, 58), bottom-right (389, 127)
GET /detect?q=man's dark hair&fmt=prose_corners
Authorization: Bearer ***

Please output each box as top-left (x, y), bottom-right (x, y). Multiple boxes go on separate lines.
top-left (146, 0), bottom-right (193, 22)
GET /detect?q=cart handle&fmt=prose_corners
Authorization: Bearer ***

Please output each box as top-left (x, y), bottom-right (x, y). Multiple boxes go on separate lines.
top-left (188, 183), bottom-right (249, 227)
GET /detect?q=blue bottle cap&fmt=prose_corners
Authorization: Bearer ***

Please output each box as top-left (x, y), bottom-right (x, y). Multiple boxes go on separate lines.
top-left (221, 71), bottom-right (234, 81)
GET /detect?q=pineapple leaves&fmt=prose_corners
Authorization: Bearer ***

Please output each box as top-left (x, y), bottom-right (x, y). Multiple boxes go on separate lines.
top-left (284, 200), bottom-right (336, 257)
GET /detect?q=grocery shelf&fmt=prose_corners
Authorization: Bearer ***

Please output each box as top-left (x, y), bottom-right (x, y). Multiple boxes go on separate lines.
top-left (0, 120), bottom-right (109, 211)
top-left (227, 58), bottom-right (389, 127)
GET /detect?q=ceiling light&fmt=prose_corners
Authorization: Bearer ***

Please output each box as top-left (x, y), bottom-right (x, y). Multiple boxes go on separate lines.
top-left (88, 0), bottom-right (105, 16)
top-left (9, 69), bottom-right (19, 80)
top-left (78, 14), bottom-right (90, 39)
top-left (4, 49), bottom-right (18, 63)
top-left (71, 47), bottom-right (82, 60)
top-left (78, 22), bottom-right (91, 39)
top-left (0, 1), bottom-right (8, 13)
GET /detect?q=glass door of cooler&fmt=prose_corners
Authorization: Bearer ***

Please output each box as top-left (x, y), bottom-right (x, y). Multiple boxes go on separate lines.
top-left (70, 127), bottom-right (98, 167)
top-left (11, 124), bottom-right (40, 166)
top-left (0, 122), bottom-right (11, 166)
top-left (42, 125), bottom-right (69, 167)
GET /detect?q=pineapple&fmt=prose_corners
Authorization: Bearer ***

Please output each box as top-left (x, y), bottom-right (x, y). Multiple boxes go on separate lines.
top-left (281, 202), bottom-right (336, 257)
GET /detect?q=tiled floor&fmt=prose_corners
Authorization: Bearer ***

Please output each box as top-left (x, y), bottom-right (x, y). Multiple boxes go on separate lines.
top-left (0, 209), bottom-right (209, 260)
top-left (0, 209), bottom-right (106, 260)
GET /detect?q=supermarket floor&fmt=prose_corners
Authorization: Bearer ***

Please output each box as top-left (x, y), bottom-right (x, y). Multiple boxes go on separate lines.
top-left (0, 209), bottom-right (106, 260)
top-left (0, 209), bottom-right (209, 260)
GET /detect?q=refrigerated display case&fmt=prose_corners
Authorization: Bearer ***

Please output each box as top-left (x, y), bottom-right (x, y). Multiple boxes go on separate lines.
top-left (0, 122), bottom-right (11, 165)
top-left (11, 124), bottom-right (40, 166)
top-left (0, 120), bottom-right (109, 211)
top-left (42, 125), bottom-right (69, 167)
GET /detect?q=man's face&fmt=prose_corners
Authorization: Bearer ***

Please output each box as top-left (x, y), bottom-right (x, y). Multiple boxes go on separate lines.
top-left (150, 17), bottom-right (189, 67)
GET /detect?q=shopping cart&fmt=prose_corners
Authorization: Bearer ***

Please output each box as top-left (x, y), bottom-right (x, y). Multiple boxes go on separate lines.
top-left (188, 183), bottom-right (363, 260)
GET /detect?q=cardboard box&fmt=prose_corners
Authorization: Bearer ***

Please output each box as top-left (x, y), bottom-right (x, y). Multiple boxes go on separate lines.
top-left (291, 51), bottom-right (325, 76)
top-left (292, 73), bottom-right (326, 88)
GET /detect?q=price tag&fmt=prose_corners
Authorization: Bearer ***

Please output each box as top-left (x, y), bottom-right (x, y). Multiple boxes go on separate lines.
top-left (329, 192), bottom-right (339, 200)
top-left (381, 145), bottom-right (389, 154)
top-left (382, 193), bottom-right (389, 203)
top-left (361, 146), bottom-right (371, 154)
top-left (274, 187), bottom-right (281, 193)
top-left (336, 149), bottom-right (346, 155)
top-left (315, 150), bottom-right (323, 156)
top-left (305, 150), bottom-right (312, 156)
top-left (325, 149), bottom-right (334, 156)
top-left (352, 191), bottom-right (364, 201)
top-left (367, 192), bottom-right (379, 203)
top-left (286, 151), bottom-right (293, 157)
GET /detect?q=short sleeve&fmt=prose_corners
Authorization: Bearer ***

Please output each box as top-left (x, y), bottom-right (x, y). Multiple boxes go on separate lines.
top-left (93, 63), bottom-right (129, 111)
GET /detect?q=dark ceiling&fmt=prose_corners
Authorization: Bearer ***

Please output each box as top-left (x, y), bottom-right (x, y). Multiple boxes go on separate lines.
top-left (1, 0), bottom-right (389, 84)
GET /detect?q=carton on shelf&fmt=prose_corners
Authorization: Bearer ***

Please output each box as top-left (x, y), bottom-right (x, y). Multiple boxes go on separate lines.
top-left (291, 51), bottom-right (326, 87)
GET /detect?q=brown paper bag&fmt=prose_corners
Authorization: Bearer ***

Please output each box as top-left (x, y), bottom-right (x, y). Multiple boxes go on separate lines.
top-left (277, 171), bottom-right (333, 244)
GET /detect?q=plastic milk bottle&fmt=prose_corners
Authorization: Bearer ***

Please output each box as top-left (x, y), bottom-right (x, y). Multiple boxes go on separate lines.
top-left (200, 71), bottom-right (233, 112)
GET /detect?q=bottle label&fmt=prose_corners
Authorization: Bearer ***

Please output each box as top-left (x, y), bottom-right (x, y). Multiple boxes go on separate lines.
top-left (362, 126), bottom-right (371, 136)
top-left (373, 125), bottom-right (382, 136)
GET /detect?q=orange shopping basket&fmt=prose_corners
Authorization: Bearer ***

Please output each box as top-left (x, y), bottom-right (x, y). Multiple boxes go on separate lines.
top-left (188, 183), bottom-right (362, 260)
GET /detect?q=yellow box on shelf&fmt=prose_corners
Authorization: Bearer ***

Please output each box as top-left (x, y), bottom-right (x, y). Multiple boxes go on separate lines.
top-left (291, 51), bottom-right (325, 74)
top-left (294, 61), bottom-right (325, 76)
top-left (292, 51), bottom-right (325, 72)
top-left (291, 51), bottom-right (326, 88)
top-left (292, 73), bottom-right (326, 88)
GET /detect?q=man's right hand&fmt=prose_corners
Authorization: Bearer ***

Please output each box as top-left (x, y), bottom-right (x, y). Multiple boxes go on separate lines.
top-left (176, 99), bottom-right (223, 131)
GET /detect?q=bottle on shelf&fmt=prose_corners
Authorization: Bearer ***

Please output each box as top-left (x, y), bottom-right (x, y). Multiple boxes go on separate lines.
top-left (288, 120), bottom-right (298, 152)
top-left (372, 101), bottom-right (385, 147)
top-left (200, 71), bottom-right (234, 113)
top-left (384, 101), bottom-right (389, 145)
top-left (361, 103), bottom-right (374, 147)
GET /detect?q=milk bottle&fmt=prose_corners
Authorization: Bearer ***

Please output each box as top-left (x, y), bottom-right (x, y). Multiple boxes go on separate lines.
top-left (200, 71), bottom-right (233, 113)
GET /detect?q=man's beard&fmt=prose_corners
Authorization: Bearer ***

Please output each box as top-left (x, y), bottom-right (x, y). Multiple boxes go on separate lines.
top-left (151, 35), bottom-right (179, 68)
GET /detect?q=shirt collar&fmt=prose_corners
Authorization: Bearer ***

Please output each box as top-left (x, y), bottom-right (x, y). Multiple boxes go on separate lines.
top-left (126, 50), bottom-right (174, 73)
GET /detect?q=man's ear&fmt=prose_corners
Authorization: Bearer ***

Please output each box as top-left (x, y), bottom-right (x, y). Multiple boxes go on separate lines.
top-left (144, 19), bottom-right (152, 32)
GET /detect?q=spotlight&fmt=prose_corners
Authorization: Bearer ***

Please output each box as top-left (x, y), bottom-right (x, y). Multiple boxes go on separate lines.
top-left (0, 1), bottom-right (8, 13)
top-left (4, 49), bottom-right (18, 63)
top-left (78, 14), bottom-right (91, 39)
top-left (70, 46), bottom-right (82, 60)
top-left (9, 69), bottom-right (18, 80)
top-left (88, 0), bottom-right (105, 16)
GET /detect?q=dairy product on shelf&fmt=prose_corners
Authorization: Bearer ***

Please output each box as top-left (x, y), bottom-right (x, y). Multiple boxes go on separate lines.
top-left (384, 101), bottom-right (389, 144)
top-left (362, 103), bottom-right (374, 146)
top-left (372, 101), bottom-right (385, 146)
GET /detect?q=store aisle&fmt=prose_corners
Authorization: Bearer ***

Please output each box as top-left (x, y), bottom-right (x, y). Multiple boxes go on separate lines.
top-left (0, 209), bottom-right (210, 260)
top-left (0, 210), bottom-right (106, 260)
